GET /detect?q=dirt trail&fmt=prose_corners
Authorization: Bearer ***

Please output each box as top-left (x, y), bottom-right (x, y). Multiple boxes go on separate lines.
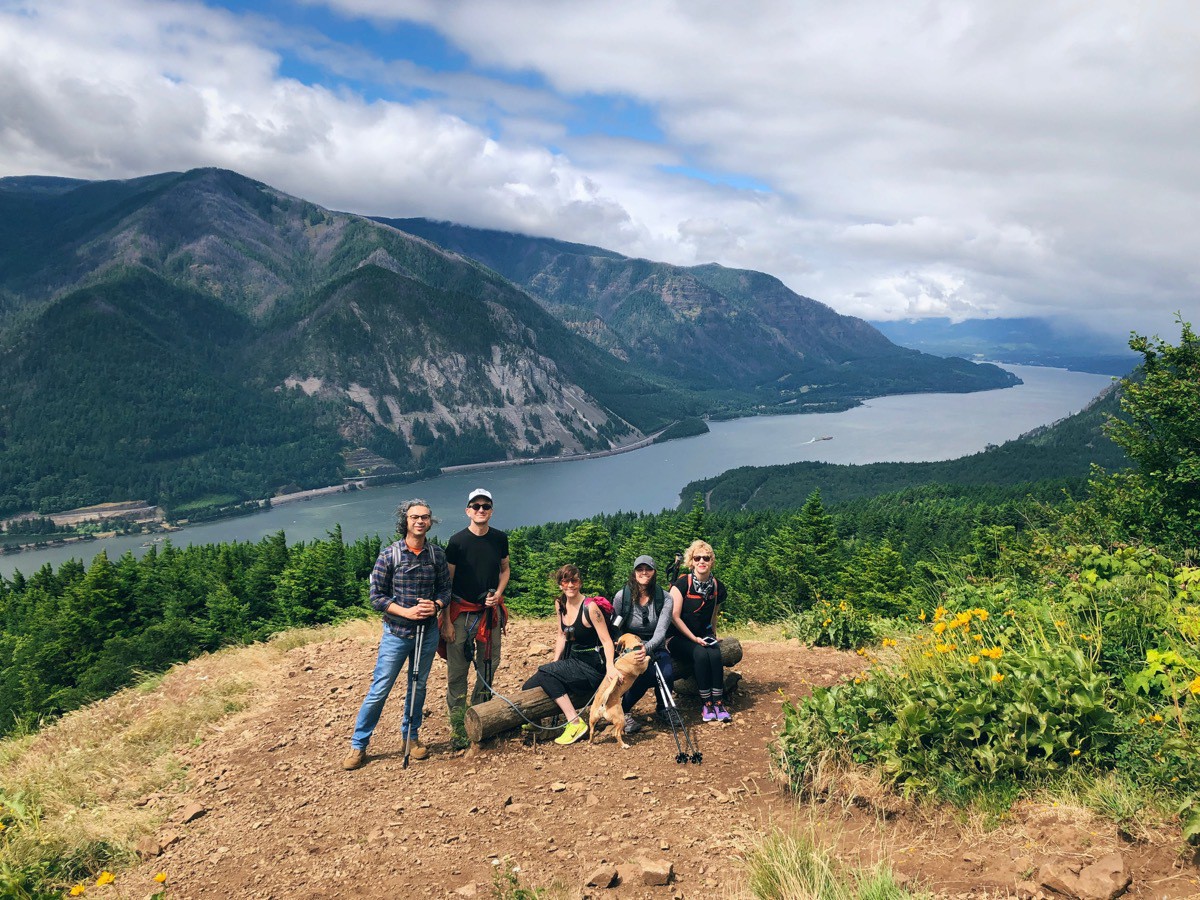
top-left (122, 621), bottom-right (1199, 899)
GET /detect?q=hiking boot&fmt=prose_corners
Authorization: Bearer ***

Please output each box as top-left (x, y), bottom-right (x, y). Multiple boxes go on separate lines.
top-left (401, 738), bottom-right (429, 760)
top-left (554, 720), bottom-right (588, 745)
top-left (342, 748), bottom-right (367, 770)
top-left (655, 708), bottom-right (673, 726)
top-left (623, 717), bottom-right (643, 735)
top-left (714, 701), bottom-right (732, 722)
top-left (701, 702), bottom-right (717, 722)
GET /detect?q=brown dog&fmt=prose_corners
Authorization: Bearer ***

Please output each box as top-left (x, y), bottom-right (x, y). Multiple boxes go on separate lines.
top-left (587, 633), bottom-right (650, 748)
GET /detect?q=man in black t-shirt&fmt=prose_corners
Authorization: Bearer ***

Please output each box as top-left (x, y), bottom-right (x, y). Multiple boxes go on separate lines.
top-left (440, 488), bottom-right (510, 743)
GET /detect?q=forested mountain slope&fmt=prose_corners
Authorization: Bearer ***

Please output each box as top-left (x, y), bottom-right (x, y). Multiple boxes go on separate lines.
top-left (382, 217), bottom-right (1020, 412)
top-left (0, 169), bottom-right (691, 516)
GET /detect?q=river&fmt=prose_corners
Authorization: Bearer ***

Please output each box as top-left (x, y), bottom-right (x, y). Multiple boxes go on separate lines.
top-left (1, 364), bottom-right (1114, 578)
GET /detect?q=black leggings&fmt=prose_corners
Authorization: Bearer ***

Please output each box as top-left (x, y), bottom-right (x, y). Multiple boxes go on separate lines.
top-left (671, 638), bottom-right (724, 700)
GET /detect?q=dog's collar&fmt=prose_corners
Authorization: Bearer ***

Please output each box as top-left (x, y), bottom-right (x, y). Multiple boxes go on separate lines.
top-left (616, 642), bottom-right (644, 661)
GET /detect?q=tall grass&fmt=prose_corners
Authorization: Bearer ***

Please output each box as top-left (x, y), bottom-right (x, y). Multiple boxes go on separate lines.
top-left (743, 830), bottom-right (927, 900)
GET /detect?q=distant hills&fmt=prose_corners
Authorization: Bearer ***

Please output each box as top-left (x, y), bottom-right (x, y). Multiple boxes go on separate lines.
top-left (869, 317), bottom-right (1139, 376)
top-left (0, 168), bottom-right (1018, 518)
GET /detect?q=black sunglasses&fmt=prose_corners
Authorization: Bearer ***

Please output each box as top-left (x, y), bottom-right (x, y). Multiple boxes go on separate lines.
top-left (469, 503), bottom-right (492, 511)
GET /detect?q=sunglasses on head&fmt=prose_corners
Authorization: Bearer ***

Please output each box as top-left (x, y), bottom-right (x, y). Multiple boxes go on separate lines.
top-left (469, 503), bottom-right (492, 511)
top-left (692, 554), bottom-right (712, 562)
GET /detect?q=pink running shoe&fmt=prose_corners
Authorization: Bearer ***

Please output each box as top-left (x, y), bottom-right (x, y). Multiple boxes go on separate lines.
top-left (701, 702), bottom-right (717, 722)
top-left (715, 701), bottom-right (732, 722)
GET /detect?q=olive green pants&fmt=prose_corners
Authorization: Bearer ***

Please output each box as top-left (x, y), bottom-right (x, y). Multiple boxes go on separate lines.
top-left (445, 611), bottom-right (502, 716)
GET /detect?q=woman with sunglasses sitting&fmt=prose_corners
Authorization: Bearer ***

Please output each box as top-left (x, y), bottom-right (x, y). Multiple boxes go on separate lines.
top-left (667, 540), bottom-right (731, 722)
top-left (521, 564), bottom-right (619, 745)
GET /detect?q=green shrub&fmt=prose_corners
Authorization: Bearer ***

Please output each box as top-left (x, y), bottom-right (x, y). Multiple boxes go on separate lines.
top-left (784, 597), bottom-right (874, 650)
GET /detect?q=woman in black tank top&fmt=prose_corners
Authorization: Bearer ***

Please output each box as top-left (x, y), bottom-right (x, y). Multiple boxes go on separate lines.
top-left (522, 564), bottom-right (618, 745)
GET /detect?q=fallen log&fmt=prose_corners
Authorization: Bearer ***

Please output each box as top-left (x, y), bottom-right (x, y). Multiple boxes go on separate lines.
top-left (464, 637), bottom-right (742, 743)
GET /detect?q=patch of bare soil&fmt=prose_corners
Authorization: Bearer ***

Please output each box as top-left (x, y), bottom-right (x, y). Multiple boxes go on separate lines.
top-left (121, 621), bottom-right (1199, 899)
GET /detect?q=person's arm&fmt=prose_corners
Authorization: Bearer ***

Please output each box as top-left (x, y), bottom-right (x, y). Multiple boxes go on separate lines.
top-left (644, 591), bottom-right (674, 654)
top-left (551, 610), bottom-right (567, 662)
top-left (489, 556), bottom-right (510, 607)
top-left (590, 602), bottom-right (619, 683)
top-left (369, 547), bottom-right (394, 614)
top-left (440, 561), bottom-right (459, 639)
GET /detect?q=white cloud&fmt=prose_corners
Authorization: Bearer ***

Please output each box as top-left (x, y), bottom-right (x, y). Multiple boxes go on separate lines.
top-left (1, 0), bottom-right (1198, 339)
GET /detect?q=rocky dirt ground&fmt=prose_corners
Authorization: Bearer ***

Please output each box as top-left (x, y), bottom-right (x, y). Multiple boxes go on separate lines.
top-left (119, 620), bottom-right (1200, 899)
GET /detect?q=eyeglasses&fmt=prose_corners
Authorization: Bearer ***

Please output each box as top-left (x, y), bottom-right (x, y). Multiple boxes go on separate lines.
top-left (692, 554), bottom-right (713, 562)
top-left (469, 503), bottom-right (492, 511)
top-left (559, 577), bottom-right (581, 586)
top-left (407, 513), bottom-right (432, 521)
top-left (634, 566), bottom-right (655, 573)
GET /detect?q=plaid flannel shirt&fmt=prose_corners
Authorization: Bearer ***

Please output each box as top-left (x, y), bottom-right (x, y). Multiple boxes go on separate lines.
top-left (369, 540), bottom-right (451, 638)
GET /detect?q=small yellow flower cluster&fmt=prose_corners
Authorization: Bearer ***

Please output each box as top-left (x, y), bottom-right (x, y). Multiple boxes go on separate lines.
top-left (1137, 713), bottom-right (1165, 724)
top-left (822, 618), bottom-right (831, 626)
top-left (96, 873), bottom-right (115, 887)
top-left (935, 643), bottom-right (956, 654)
top-left (933, 621), bottom-right (948, 635)
top-left (991, 673), bottom-right (1005, 683)
top-left (968, 654), bottom-right (981, 665)
top-left (979, 647), bottom-right (1003, 660)
top-left (880, 637), bottom-right (898, 648)
top-left (69, 886), bottom-right (86, 897)
top-left (1190, 676), bottom-right (1200, 695)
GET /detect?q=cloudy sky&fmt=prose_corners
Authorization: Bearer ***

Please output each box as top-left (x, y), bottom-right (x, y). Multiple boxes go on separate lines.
top-left (2, 0), bottom-right (1197, 339)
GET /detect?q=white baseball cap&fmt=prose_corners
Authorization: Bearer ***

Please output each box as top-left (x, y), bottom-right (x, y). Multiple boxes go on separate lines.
top-left (467, 488), bottom-right (493, 503)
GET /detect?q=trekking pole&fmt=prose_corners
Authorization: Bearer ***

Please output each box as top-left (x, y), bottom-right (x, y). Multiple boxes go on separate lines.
top-left (654, 660), bottom-right (702, 764)
top-left (481, 592), bottom-right (495, 702)
top-left (402, 621), bottom-right (426, 769)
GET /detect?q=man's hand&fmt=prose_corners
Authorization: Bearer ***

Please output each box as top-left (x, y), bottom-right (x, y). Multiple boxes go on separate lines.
top-left (485, 590), bottom-right (500, 608)
top-left (413, 598), bottom-right (437, 619)
top-left (439, 615), bottom-right (456, 641)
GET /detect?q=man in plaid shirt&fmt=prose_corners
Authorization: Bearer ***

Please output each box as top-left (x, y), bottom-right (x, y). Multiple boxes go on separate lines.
top-left (344, 498), bottom-right (451, 769)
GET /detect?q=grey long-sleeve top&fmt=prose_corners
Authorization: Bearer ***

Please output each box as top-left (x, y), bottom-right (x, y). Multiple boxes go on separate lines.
top-left (612, 587), bottom-right (674, 654)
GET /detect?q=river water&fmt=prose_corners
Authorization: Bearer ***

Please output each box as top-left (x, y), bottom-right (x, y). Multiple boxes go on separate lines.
top-left (1, 364), bottom-right (1113, 578)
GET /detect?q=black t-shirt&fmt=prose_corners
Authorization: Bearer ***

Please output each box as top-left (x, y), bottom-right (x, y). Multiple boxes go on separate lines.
top-left (671, 574), bottom-right (726, 637)
top-left (445, 527), bottom-right (509, 603)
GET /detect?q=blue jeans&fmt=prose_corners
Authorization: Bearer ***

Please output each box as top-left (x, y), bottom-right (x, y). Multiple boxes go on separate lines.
top-left (351, 624), bottom-right (438, 749)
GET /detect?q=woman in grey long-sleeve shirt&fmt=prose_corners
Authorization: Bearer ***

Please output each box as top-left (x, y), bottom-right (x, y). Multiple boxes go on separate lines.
top-left (611, 555), bottom-right (676, 733)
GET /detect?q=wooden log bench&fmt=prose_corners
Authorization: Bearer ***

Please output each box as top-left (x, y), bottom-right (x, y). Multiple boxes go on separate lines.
top-left (465, 637), bottom-right (742, 743)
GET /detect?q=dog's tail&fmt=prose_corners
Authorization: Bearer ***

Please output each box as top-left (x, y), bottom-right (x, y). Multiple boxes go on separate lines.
top-left (594, 670), bottom-right (622, 712)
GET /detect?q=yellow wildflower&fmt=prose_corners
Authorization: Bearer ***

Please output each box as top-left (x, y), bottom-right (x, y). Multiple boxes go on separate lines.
top-left (1188, 675), bottom-right (1200, 695)
top-left (1054, 620), bottom-right (1067, 628)
top-left (96, 873), bottom-right (115, 887)
top-left (1003, 609), bottom-right (1016, 617)
top-left (981, 647), bottom-right (1003, 660)
top-left (923, 652), bottom-right (933, 658)
top-left (973, 609), bottom-right (989, 621)
top-left (1079, 634), bottom-right (1092, 642)
top-left (936, 643), bottom-right (954, 653)
top-left (934, 606), bottom-right (947, 622)
top-left (1151, 713), bottom-right (1164, 723)
top-left (918, 610), bottom-right (926, 621)
top-left (991, 673), bottom-right (1005, 683)
top-left (933, 621), bottom-right (948, 635)
top-left (69, 887), bottom-right (86, 897)
top-left (881, 637), bottom-right (897, 648)
top-left (155, 874), bottom-right (168, 884)
top-left (952, 612), bottom-right (972, 629)
top-left (971, 633), bottom-right (983, 641)
top-left (822, 618), bottom-right (831, 626)
top-left (1071, 749), bottom-right (1081, 756)
top-left (968, 655), bottom-right (980, 664)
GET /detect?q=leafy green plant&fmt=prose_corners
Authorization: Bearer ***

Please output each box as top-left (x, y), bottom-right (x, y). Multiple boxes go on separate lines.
top-left (785, 597), bottom-right (874, 650)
